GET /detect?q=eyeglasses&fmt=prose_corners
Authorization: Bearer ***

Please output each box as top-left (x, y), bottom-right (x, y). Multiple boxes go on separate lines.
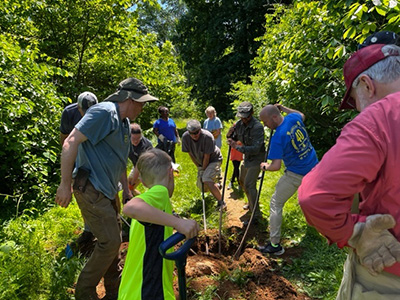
top-left (189, 129), bottom-right (200, 135)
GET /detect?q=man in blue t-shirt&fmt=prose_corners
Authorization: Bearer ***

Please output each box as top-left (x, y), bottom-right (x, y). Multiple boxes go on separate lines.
top-left (258, 104), bottom-right (318, 255)
top-left (55, 78), bottom-right (158, 300)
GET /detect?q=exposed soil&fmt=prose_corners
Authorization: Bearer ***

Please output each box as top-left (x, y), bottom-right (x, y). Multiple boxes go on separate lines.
top-left (92, 185), bottom-right (312, 299)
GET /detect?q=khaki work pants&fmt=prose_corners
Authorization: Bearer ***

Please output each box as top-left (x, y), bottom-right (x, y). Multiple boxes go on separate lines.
top-left (269, 170), bottom-right (303, 245)
top-left (73, 180), bottom-right (122, 300)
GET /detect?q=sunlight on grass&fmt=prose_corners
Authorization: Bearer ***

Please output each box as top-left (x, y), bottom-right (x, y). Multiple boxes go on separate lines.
top-left (0, 119), bottom-right (346, 300)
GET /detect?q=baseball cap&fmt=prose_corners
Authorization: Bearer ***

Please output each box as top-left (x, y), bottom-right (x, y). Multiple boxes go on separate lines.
top-left (186, 119), bottom-right (201, 132)
top-left (104, 77), bottom-right (158, 103)
top-left (358, 31), bottom-right (400, 50)
top-left (236, 101), bottom-right (253, 118)
top-left (340, 44), bottom-right (400, 110)
top-left (77, 92), bottom-right (98, 111)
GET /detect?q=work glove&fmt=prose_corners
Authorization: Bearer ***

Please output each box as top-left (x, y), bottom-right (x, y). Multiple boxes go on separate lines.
top-left (348, 214), bottom-right (400, 276)
top-left (158, 134), bottom-right (165, 142)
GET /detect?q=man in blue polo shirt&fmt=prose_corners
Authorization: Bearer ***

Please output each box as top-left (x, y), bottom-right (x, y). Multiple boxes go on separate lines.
top-left (56, 78), bottom-right (158, 300)
top-left (258, 104), bottom-right (318, 255)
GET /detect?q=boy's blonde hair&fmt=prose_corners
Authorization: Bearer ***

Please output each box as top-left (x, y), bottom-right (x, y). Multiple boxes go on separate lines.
top-left (136, 148), bottom-right (172, 186)
top-left (205, 106), bottom-right (216, 115)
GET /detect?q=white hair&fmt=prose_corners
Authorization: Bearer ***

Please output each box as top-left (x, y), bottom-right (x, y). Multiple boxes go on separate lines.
top-left (352, 44), bottom-right (400, 88)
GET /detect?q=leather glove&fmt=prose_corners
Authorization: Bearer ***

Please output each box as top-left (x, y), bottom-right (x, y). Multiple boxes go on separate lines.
top-left (348, 214), bottom-right (400, 276)
top-left (158, 134), bottom-right (165, 142)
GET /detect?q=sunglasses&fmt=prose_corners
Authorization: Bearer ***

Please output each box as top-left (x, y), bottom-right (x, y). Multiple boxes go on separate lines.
top-left (189, 129), bottom-right (200, 135)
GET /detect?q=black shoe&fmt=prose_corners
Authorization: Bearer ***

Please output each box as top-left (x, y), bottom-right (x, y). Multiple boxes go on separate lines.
top-left (242, 218), bottom-right (259, 227)
top-left (258, 242), bottom-right (285, 255)
top-left (76, 230), bottom-right (95, 245)
top-left (77, 231), bottom-right (96, 257)
top-left (243, 204), bottom-right (249, 210)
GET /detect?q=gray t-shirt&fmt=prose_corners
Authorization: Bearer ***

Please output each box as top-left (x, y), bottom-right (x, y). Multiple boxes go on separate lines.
top-left (75, 102), bottom-right (130, 199)
top-left (181, 129), bottom-right (222, 166)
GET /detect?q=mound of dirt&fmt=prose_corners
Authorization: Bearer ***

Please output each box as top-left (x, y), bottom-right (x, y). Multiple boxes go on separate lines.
top-left (183, 246), bottom-right (309, 300)
top-left (95, 186), bottom-right (312, 299)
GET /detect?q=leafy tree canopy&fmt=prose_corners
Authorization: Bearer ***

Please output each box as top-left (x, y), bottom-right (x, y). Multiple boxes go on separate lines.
top-left (174, 0), bottom-right (292, 119)
top-left (230, 0), bottom-right (400, 155)
top-left (0, 0), bottom-right (193, 220)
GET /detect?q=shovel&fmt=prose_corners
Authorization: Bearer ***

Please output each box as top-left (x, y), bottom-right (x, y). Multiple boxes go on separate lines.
top-left (159, 232), bottom-right (196, 300)
top-left (233, 129), bottom-right (274, 260)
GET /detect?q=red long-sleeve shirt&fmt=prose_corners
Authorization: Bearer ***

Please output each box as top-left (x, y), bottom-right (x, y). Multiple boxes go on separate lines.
top-left (298, 91), bottom-right (400, 276)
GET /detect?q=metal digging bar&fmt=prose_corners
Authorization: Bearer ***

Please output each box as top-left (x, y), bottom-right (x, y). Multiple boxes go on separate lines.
top-left (233, 129), bottom-right (274, 260)
top-left (159, 232), bottom-right (196, 300)
top-left (219, 145), bottom-right (231, 254)
top-left (201, 181), bottom-right (210, 255)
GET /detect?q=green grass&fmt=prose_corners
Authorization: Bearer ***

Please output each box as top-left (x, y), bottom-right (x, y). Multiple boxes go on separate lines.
top-left (0, 119), bottom-right (346, 300)
top-left (0, 202), bottom-right (85, 300)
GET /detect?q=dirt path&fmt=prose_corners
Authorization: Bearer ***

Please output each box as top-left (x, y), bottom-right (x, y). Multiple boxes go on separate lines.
top-left (179, 185), bottom-right (311, 300)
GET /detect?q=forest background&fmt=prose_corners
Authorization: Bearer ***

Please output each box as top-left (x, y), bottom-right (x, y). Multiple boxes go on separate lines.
top-left (0, 0), bottom-right (399, 299)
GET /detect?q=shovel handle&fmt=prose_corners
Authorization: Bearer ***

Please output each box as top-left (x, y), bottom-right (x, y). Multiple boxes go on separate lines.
top-left (159, 232), bottom-right (196, 261)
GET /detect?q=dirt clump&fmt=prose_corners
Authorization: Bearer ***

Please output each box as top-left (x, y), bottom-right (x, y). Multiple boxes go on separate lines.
top-left (181, 236), bottom-right (310, 300)
top-left (95, 187), bottom-right (312, 299)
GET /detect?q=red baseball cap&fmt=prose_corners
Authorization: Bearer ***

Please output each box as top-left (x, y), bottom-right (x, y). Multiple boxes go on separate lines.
top-left (340, 44), bottom-right (400, 110)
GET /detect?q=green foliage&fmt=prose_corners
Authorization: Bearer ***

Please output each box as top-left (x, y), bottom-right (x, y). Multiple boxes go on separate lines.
top-left (281, 227), bottom-right (347, 300)
top-left (64, 13), bottom-right (194, 128)
top-left (217, 267), bottom-right (253, 288)
top-left (135, 0), bottom-right (188, 43)
top-left (230, 1), bottom-right (352, 156)
top-left (258, 166), bottom-right (345, 300)
top-left (230, 0), bottom-right (400, 155)
top-left (0, 34), bottom-right (66, 219)
top-left (193, 284), bottom-right (219, 300)
top-left (340, 0), bottom-right (400, 44)
top-left (0, 0), bottom-right (195, 220)
top-left (174, 0), bottom-right (288, 119)
top-left (0, 203), bottom-right (83, 300)
top-left (0, 125), bottom-right (346, 299)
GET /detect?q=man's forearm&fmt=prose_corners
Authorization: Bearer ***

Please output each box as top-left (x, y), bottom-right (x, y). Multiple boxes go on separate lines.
top-left (189, 153), bottom-right (200, 167)
top-left (202, 154), bottom-right (210, 170)
top-left (120, 169), bottom-right (129, 193)
top-left (60, 129), bottom-right (88, 186)
top-left (60, 139), bottom-right (79, 186)
top-left (278, 104), bottom-right (305, 120)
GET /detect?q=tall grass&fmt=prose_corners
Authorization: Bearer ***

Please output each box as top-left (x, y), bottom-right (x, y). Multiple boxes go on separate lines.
top-left (0, 203), bottom-right (84, 300)
top-left (0, 119), bottom-right (345, 299)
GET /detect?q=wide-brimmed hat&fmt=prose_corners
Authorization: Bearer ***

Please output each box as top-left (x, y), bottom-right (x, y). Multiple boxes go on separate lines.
top-left (236, 101), bottom-right (253, 118)
top-left (104, 77), bottom-right (158, 103)
top-left (340, 44), bottom-right (400, 110)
